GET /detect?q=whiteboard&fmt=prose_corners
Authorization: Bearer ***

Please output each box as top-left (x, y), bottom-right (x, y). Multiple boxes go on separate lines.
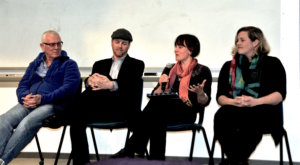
top-left (0, 0), bottom-right (280, 70)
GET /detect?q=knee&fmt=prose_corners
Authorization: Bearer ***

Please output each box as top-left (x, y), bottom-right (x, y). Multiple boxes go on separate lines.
top-left (214, 105), bottom-right (237, 122)
top-left (0, 118), bottom-right (14, 134)
top-left (214, 107), bottom-right (227, 126)
top-left (18, 119), bottom-right (41, 134)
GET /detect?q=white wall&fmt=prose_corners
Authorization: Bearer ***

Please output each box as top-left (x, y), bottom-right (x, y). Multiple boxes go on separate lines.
top-left (0, 0), bottom-right (299, 162)
top-left (0, 0), bottom-right (280, 71)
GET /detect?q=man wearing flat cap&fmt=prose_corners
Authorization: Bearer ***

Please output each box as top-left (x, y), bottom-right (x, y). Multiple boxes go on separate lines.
top-left (70, 28), bottom-right (145, 165)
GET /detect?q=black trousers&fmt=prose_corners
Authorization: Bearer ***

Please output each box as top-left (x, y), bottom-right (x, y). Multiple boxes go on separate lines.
top-left (125, 98), bottom-right (197, 159)
top-left (69, 89), bottom-right (132, 165)
top-left (214, 104), bottom-right (283, 163)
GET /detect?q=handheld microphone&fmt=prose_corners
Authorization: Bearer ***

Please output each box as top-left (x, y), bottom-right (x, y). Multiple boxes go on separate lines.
top-left (161, 82), bottom-right (167, 92)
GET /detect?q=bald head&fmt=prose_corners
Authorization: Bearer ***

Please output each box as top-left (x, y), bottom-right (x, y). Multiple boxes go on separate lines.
top-left (41, 30), bottom-right (61, 43)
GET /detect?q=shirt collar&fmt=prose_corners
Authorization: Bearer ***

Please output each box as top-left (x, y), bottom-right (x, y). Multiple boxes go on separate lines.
top-left (112, 54), bottom-right (127, 62)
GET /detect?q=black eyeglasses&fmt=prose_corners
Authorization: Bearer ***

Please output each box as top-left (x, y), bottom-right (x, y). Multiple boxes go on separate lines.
top-left (43, 41), bottom-right (63, 47)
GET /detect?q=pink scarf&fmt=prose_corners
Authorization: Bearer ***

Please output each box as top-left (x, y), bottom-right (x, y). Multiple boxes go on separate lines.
top-left (167, 58), bottom-right (198, 102)
top-left (229, 56), bottom-right (236, 96)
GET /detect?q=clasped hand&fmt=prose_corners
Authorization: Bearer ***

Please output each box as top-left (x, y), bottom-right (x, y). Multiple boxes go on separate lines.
top-left (22, 93), bottom-right (41, 109)
top-left (88, 73), bottom-right (113, 90)
top-left (234, 95), bottom-right (256, 107)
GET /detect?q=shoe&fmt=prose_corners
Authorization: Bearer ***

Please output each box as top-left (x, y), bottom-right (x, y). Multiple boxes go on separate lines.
top-left (133, 149), bottom-right (146, 158)
top-left (0, 158), bottom-right (5, 165)
top-left (134, 152), bottom-right (145, 158)
top-left (110, 149), bottom-right (134, 158)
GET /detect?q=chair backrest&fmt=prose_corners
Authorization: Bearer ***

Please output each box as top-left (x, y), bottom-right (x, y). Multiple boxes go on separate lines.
top-left (136, 78), bottom-right (144, 110)
top-left (127, 77), bottom-right (144, 113)
top-left (262, 103), bottom-right (284, 134)
top-left (166, 107), bottom-right (206, 132)
top-left (197, 107), bottom-right (205, 125)
top-left (74, 78), bottom-right (83, 101)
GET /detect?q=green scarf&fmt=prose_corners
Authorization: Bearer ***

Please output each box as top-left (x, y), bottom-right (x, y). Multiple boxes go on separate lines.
top-left (229, 54), bottom-right (261, 98)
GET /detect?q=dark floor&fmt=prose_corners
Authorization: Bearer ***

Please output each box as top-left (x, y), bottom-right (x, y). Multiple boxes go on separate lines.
top-left (88, 157), bottom-right (203, 165)
top-left (86, 156), bottom-right (297, 165)
top-left (12, 153), bottom-right (298, 165)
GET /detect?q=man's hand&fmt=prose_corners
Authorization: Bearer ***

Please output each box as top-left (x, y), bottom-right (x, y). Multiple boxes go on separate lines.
top-left (88, 73), bottom-right (114, 90)
top-left (22, 93), bottom-right (42, 109)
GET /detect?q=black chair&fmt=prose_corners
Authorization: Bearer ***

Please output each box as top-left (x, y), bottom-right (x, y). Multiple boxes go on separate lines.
top-left (165, 107), bottom-right (211, 161)
top-left (35, 115), bottom-right (69, 165)
top-left (66, 121), bottom-right (131, 164)
top-left (35, 79), bottom-right (82, 165)
top-left (87, 121), bottom-right (131, 160)
top-left (209, 107), bottom-right (293, 165)
top-left (76, 78), bottom-right (144, 161)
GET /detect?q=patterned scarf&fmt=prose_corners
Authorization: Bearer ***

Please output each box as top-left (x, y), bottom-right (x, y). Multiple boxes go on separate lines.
top-left (167, 58), bottom-right (198, 102)
top-left (229, 54), bottom-right (261, 98)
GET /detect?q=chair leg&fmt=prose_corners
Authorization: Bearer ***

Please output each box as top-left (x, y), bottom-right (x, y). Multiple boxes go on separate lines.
top-left (221, 146), bottom-right (225, 160)
top-left (200, 128), bottom-right (211, 158)
top-left (125, 128), bottom-right (131, 144)
top-left (67, 151), bottom-right (72, 165)
top-left (210, 135), bottom-right (225, 165)
top-left (188, 127), bottom-right (211, 162)
top-left (90, 127), bottom-right (100, 160)
top-left (280, 136), bottom-right (283, 165)
top-left (209, 136), bottom-right (217, 165)
top-left (283, 129), bottom-right (293, 165)
top-left (188, 130), bottom-right (196, 161)
top-left (54, 125), bottom-right (67, 165)
top-left (35, 135), bottom-right (44, 165)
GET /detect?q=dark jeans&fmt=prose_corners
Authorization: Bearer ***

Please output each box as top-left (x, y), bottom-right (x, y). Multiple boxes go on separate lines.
top-left (125, 98), bottom-right (197, 160)
top-left (214, 104), bottom-right (283, 163)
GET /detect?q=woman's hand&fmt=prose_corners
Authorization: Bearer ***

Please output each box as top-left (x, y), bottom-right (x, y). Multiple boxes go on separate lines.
top-left (154, 74), bottom-right (169, 94)
top-left (189, 79), bottom-right (208, 105)
top-left (158, 74), bottom-right (169, 85)
top-left (188, 79), bottom-right (206, 94)
top-left (218, 92), bottom-right (282, 107)
top-left (231, 95), bottom-right (258, 107)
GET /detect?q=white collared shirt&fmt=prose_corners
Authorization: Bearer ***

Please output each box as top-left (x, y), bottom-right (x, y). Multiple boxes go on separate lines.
top-left (109, 54), bottom-right (127, 91)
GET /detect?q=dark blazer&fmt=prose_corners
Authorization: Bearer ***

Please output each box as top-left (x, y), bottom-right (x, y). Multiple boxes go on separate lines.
top-left (87, 55), bottom-right (145, 116)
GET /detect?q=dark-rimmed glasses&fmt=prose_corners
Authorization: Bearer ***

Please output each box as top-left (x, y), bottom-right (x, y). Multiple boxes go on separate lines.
top-left (43, 41), bottom-right (63, 47)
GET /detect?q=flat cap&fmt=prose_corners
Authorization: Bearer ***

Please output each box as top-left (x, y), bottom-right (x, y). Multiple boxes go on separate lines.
top-left (111, 28), bottom-right (133, 42)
